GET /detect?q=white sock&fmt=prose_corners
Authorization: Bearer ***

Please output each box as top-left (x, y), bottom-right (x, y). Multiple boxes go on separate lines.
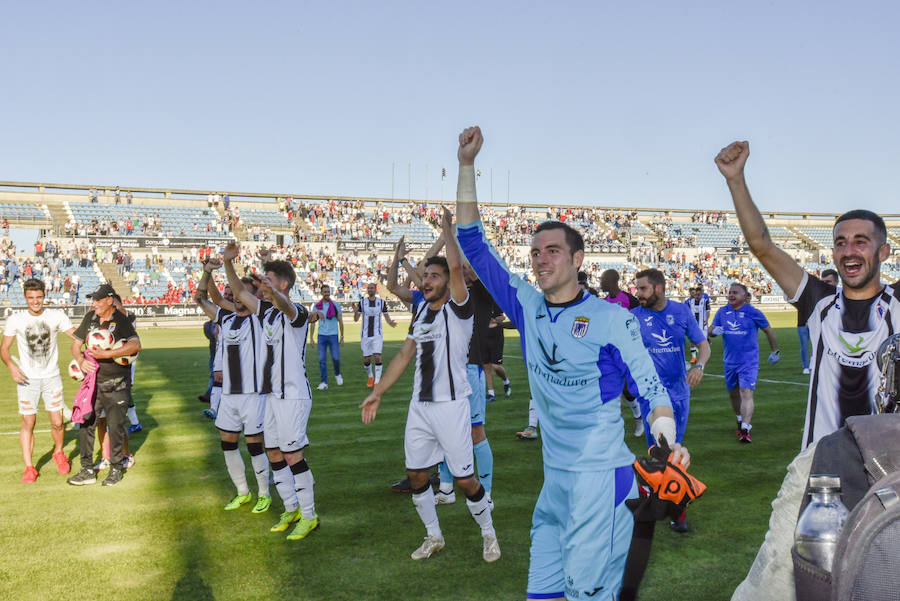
top-left (224, 449), bottom-right (250, 496)
top-left (503, 379), bottom-right (511, 385)
top-left (736, 414), bottom-right (742, 425)
top-left (487, 388), bottom-right (495, 397)
top-left (528, 399), bottom-right (538, 429)
top-left (365, 364), bottom-right (373, 377)
top-left (374, 364), bottom-right (383, 382)
top-left (625, 397), bottom-right (641, 419)
top-left (466, 490), bottom-right (495, 537)
top-left (126, 406), bottom-right (139, 426)
top-left (250, 453), bottom-right (270, 496)
top-left (273, 465), bottom-right (299, 511)
top-left (742, 422), bottom-right (752, 432)
top-left (293, 468), bottom-right (316, 519)
top-left (412, 488), bottom-right (442, 539)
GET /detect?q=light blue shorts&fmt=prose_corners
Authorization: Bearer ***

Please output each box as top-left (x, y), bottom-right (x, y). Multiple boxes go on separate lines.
top-left (527, 464), bottom-right (637, 600)
top-left (467, 364), bottom-right (486, 426)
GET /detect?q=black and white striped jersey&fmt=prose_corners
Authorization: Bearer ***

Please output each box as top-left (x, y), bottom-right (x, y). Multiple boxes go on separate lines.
top-left (789, 272), bottom-right (900, 448)
top-left (358, 296), bottom-right (388, 339)
top-left (257, 300), bottom-right (311, 400)
top-left (408, 294), bottom-right (473, 403)
top-left (214, 308), bottom-right (262, 395)
top-left (685, 295), bottom-right (711, 328)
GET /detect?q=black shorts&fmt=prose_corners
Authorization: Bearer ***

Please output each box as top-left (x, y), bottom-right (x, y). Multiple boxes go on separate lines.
top-left (480, 328), bottom-right (505, 365)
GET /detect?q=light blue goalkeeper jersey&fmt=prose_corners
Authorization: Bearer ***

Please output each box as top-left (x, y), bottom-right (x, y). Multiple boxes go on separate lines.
top-left (458, 221), bottom-right (671, 471)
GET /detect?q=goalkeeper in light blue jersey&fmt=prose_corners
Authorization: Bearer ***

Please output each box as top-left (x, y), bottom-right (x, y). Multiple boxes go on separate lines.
top-left (454, 126), bottom-right (691, 601)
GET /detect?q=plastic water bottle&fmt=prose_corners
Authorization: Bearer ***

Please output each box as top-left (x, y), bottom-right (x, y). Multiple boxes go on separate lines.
top-left (793, 474), bottom-right (850, 571)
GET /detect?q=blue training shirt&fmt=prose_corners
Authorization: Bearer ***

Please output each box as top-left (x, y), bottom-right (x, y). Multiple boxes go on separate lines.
top-left (458, 221), bottom-right (671, 471)
top-left (631, 300), bottom-right (706, 399)
top-left (711, 303), bottom-right (770, 366)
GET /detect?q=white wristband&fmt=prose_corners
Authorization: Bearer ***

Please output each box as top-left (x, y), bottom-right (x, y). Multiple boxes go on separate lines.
top-left (650, 416), bottom-right (677, 446)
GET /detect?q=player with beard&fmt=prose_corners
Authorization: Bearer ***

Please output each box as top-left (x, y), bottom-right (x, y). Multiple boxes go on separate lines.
top-left (361, 207), bottom-right (499, 563)
top-left (2, 278), bottom-right (76, 482)
top-left (631, 268), bottom-right (709, 532)
top-left (716, 140), bottom-right (900, 447)
top-left (223, 243), bottom-right (320, 541)
top-left (196, 263), bottom-right (272, 515)
top-left (455, 126), bottom-right (686, 600)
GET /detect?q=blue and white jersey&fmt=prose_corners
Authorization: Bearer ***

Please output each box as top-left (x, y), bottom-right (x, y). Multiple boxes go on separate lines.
top-left (458, 221), bottom-right (671, 471)
top-left (631, 301), bottom-right (706, 399)
top-left (711, 303), bottom-right (770, 366)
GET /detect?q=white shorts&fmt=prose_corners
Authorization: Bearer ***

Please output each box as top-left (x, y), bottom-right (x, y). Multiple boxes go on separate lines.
top-left (17, 375), bottom-right (64, 416)
top-left (360, 336), bottom-right (384, 357)
top-left (215, 393), bottom-right (266, 436)
top-left (405, 398), bottom-right (474, 478)
top-left (263, 394), bottom-right (311, 453)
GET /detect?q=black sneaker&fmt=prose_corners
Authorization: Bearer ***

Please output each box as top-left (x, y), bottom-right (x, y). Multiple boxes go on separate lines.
top-left (391, 477), bottom-right (412, 493)
top-left (669, 518), bottom-right (689, 533)
top-left (67, 467), bottom-right (97, 486)
top-left (102, 467), bottom-right (124, 486)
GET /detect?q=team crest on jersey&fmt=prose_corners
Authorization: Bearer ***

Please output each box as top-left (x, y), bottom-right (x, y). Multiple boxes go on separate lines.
top-left (571, 316), bottom-right (590, 338)
top-left (107, 323), bottom-right (116, 333)
top-left (666, 314), bottom-right (675, 326)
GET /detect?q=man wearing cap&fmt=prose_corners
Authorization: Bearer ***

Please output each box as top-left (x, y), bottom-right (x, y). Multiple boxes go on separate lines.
top-left (67, 284), bottom-right (142, 487)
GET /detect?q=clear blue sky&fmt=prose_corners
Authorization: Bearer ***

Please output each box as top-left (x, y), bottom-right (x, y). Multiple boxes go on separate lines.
top-left (1, 1), bottom-right (897, 214)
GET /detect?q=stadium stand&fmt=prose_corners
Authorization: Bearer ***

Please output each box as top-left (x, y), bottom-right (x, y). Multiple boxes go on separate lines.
top-left (1, 180), bottom-right (899, 310)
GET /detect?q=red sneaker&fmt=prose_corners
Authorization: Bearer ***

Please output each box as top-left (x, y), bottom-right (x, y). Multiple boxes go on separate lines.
top-left (22, 466), bottom-right (39, 483)
top-left (52, 451), bottom-right (71, 475)
top-left (740, 430), bottom-right (752, 443)
top-left (366, 377), bottom-right (374, 388)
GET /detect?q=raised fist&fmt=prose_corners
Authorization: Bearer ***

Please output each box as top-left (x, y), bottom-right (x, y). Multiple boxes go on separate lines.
top-left (223, 242), bottom-right (240, 261)
top-left (715, 141), bottom-right (750, 181)
top-left (441, 206), bottom-right (454, 232)
top-left (393, 236), bottom-right (406, 262)
top-left (458, 126), bottom-right (484, 166)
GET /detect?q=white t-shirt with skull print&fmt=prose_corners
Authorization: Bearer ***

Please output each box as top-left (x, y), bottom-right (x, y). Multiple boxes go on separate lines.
top-left (3, 309), bottom-right (73, 379)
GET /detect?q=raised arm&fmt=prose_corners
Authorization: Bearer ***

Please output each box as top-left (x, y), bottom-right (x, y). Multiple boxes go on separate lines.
top-left (415, 229), bottom-right (445, 281)
top-left (204, 258), bottom-right (237, 312)
top-left (456, 126), bottom-right (483, 226)
top-left (258, 275), bottom-right (298, 322)
top-left (442, 206), bottom-right (467, 305)
top-left (223, 242), bottom-right (259, 314)
top-left (194, 270), bottom-right (221, 321)
top-left (386, 236), bottom-right (414, 305)
top-left (715, 141), bottom-right (805, 298)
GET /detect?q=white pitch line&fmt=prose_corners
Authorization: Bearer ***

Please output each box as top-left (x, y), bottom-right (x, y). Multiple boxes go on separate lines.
top-left (1, 428), bottom-right (52, 436)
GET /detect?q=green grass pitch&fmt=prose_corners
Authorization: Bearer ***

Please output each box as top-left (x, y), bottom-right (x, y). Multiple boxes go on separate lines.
top-left (1, 311), bottom-right (808, 600)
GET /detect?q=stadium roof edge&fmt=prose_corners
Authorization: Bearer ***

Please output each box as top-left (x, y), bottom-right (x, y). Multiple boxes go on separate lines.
top-left (2, 180), bottom-right (897, 220)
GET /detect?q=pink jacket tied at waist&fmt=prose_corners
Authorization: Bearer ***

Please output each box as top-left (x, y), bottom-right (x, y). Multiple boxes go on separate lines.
top-left (71, 355), bottom-right (98, 425)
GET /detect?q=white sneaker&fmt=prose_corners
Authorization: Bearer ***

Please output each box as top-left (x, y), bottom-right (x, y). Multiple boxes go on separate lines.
top-left (335, 375), bottom-right (343, 386)
top-left (482, 533), bottom-right (501, 563)
top-left (802, 368), bottom-right (811, 375)
top-left (411, 535), bottom-right (445, 560)
top-left (633, 419), bottom-right (644, 437)
top-left (434, 490), bottom-right (456, 505)
top-left (122, 454), bottom-right (135, 470)
top-left (317, 382), bottom-right (328, 390)
top-left (93, 457), bottom-right (110, 472)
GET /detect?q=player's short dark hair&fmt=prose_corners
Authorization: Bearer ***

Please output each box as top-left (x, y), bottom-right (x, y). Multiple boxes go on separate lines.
top-left (577, 270), bottom-right (588, 284)
top-left (320, 283), bottom-right (331, 291)
top-left (821, 268), bottom-right (839, 281)
top-left (534, 221), bottom-right (585, 255)
top-left (601, 269), bottom-right (620, 283)
top-left (424, 256), bottom-right (449, 275)
top-left (834, 210), bottom-right (887, 245)
top-left (23, 278), bottom-right (45, 294)
top-left (262, 260), bottom-right (296, 289)
top-left (635, 268), bottom-right (666, 289)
